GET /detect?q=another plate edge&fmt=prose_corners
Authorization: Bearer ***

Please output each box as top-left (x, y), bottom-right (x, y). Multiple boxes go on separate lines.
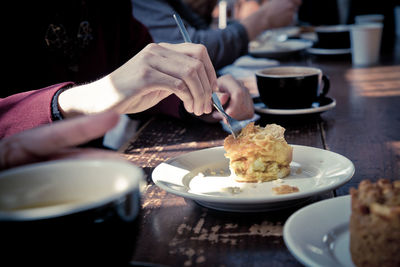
top-left (283, 195), bottom-right (352, 267)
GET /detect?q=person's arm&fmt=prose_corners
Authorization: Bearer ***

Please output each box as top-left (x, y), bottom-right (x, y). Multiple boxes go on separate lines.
top-left (0, 110), bottom-right (120, 171)
top-left (132, 0), bottom-right (301, 70)
top-left (0, 82), bottom-right (73, 139)
top-left (132, 0), bottom-right (249, 70)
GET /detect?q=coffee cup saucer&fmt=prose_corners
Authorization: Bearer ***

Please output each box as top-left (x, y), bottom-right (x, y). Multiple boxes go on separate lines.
top-left (253, 96), bottom-right (336, 115)
top-left (306, 47), bottom-right (351, 55)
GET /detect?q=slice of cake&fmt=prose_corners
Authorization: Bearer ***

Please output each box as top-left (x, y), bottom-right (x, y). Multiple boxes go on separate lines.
top-left (223, 123), bottom-right (292, 183)
top-left (350, 179), bottom-right (400, 267)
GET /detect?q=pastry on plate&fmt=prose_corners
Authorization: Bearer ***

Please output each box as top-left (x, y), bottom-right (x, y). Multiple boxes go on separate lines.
top-left (350, 179), bottom-right (400, 267)
top-left (223, 123), bottom-right (292, 183)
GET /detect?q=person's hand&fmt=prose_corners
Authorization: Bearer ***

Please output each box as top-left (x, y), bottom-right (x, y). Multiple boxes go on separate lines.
top-left (58, 43), bottom-right (218, 118)
top-left (241, 0), bottom-right (301, 40)
top-left (235, 0), bottom-right (261, 20)
top-left (0, 111), bottom-right (121, 171)
top-left (200, 74), bottom-right (254, 123)
top-left (262, 0), bottom-right (301, 29)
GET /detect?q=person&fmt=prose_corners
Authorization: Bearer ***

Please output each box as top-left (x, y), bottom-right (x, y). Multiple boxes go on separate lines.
top-left (132, 0), bottom-right (301, 70)
top-left (0, 42), bottom-right (254, 139)
top-left (2, 1), bottom-right (254, 143)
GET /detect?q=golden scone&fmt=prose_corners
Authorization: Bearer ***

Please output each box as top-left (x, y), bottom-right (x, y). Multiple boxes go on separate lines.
top-left (223, 123), bottom-right (292, 182)
top-left (350, 179), bottom-right (400, 267)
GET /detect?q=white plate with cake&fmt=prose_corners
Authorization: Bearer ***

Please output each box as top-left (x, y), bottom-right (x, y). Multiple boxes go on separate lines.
top-left (152, 123), bottom-right (354, 212)
top-left (284, 179), bottom-right (400, 266)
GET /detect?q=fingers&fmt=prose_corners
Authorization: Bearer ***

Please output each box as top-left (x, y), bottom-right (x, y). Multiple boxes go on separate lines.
top-left (0, 111), bottom-right (120, 170)
top-left (157, 43), bottom-right (216, 114)
top-left (145, 50), bottom-right (205, 115)
top-left (217, 75), bottom-right (254, 120)
top-left (32, 111), bottom-right (120, 151)
top-left (103, 42), bottom-right (217, 116)
top-left (152, 43), bottom-right (213, 114)
top-left (159, 42), bottom-right (218, 92)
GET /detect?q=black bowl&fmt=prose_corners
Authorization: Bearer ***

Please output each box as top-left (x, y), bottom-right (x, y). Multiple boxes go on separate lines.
top-left (0, 159), bottom-right (144, 265)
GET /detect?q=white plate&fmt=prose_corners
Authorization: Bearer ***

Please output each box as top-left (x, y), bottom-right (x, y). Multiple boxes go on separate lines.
top-left (300, 32), bottom-right (318, 42)
top-left (254, 97), bottom-right (336, 115)
top-left (249, 39), bottom-right (313, 58)
top-left (306, 47), bottom-right (351, 55)
top-left (152, 145), bottom-right (354, 212)
top-left (284, 195), bottom-right (355, 267)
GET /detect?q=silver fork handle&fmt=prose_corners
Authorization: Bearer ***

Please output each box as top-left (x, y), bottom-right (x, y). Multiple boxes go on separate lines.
top-left (211, 93), bottom-right (237, 138)
top-left (211, 93), bottom-right (228, 117)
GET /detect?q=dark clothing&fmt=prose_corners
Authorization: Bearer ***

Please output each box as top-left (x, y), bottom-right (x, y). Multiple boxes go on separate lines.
top-left (3, 0), bottom-right (153, 98)
top-left (132, 0), bottom-right (249, 70)
top-left (298, 0), bottom-right (340, 25)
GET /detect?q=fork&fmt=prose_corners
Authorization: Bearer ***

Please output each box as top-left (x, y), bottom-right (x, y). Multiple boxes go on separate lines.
top-left (173, 13), bottom-right (241, 138)
top-left (211, 93), bottom-right (242, 138)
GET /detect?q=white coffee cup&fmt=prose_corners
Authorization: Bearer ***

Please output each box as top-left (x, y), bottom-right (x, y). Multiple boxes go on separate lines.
top-left (350, 23), bottom-right (383, 66)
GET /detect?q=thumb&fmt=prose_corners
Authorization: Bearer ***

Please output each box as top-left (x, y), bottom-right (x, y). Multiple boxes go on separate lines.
top-left (215, 92), bottom-right (230, 106)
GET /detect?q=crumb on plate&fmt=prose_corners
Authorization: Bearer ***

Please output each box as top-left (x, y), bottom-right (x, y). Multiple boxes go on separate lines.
top-left (272, 184), bottom-right (299, 195)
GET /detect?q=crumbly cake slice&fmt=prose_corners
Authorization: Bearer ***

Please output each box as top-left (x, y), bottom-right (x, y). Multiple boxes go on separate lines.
top-left (223, 123), bottom-right (292, 183)
top-left (350, 179), bottom-right (400, 267)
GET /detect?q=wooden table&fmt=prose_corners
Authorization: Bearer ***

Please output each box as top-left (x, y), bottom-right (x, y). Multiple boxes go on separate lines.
top-left (121, 47), bottom-right (400, 266)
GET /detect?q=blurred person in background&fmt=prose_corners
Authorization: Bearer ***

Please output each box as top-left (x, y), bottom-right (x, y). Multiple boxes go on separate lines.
top-left (208, 0), bottom-right (268, 20)
top-left (132, 0), bottom-right (301, 70)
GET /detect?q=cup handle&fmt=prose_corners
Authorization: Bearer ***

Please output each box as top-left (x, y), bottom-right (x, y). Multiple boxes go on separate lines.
top-left (319, 74), bottom-right (330, 97)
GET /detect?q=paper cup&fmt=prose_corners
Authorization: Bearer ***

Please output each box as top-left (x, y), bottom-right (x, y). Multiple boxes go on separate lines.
top-left (350, 23), bottom-right (383, 66)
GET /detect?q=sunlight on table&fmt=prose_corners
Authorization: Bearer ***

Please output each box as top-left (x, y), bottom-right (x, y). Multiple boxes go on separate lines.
top-left (346, 66), bottom-right (400, 97)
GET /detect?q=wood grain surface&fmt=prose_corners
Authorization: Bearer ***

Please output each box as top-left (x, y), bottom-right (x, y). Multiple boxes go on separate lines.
top-left (122, 48), bottom-right (400, 266)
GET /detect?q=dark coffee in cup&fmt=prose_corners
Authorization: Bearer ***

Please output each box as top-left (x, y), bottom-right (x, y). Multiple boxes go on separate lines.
top-left (314, 25), bottom-right (350, 49)
top-left (256, 66), bottom-right (330, 109)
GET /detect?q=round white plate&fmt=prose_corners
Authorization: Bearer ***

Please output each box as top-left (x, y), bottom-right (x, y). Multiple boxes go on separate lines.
top-left (306, 47), bottom-right (351, 55)
top-left (284, 195), bottom-right (355, 267)
top-left (254, 97), bottom-right (336, 115)
top-left (250, 39), bottom-right (313, 58)
top-left (152, 145), bottom-right (354, 212)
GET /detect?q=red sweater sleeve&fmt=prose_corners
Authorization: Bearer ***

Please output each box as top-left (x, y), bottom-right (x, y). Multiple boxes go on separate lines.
top-left (0, 82), bottom-right (73, 139)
